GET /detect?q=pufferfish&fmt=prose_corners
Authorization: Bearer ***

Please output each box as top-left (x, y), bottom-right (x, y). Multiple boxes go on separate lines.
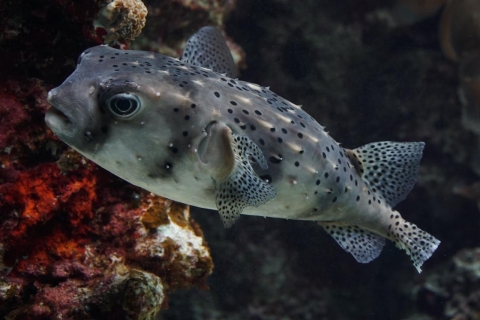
top-left (45, 26), bottom-right (440, 272)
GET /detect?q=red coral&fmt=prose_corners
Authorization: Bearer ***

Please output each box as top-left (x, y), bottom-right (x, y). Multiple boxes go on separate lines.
top-left (0, 151), bottom-right (212, 319)
top-left (0, 163), bottom-right (95, 271)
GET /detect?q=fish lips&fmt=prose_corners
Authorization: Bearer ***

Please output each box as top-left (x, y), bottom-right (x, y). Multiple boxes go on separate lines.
top-left (45, 88), bottom-right (78, 139)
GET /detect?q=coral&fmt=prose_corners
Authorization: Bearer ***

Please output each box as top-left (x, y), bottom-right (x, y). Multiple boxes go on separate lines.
top-left (95, 0), bottom-right (148, 45)
top-left (0, 156), bottom-right (212, 319)
top-left (122, 269), bottom-right (165, 320)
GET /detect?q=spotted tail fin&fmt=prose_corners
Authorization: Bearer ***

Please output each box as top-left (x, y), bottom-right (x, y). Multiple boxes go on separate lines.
top-left (387, 214), bottom-right (440, 273)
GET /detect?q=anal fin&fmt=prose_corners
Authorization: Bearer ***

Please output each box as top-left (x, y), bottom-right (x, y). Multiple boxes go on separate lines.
top-left (318, 222), bottom-right (386, 263)
top-left (215, 134), bottom-right (276, 228)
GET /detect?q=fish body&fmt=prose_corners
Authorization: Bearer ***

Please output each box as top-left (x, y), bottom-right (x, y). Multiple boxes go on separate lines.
top-left (46, 27), bottom-right (440, 271)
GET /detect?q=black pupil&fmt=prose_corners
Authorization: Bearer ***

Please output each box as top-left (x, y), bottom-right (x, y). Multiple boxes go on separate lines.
top-left (111, 97), bottom-right (137, 115)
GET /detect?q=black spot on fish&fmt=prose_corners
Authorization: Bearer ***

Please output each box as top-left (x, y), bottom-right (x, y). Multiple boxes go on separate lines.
top-left (269, 155), bottom-right (282, 164)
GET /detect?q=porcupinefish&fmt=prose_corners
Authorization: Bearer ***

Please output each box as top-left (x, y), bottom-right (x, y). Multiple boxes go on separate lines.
top-left (45, 27), bottom-right (440, 272)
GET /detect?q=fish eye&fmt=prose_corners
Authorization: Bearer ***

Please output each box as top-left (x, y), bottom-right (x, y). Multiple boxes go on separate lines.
top-left (107, 93), bottom-right (141, 118)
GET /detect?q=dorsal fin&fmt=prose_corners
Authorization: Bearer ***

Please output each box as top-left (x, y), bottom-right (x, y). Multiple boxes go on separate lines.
top-left (181, 26), bottom-right (238, 78)
top-left (346, 141), bottom-right (425, 208)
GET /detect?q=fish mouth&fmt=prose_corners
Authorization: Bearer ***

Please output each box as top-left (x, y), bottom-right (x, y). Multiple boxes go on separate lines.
top-left (45, 106), bottom-right (76, 137)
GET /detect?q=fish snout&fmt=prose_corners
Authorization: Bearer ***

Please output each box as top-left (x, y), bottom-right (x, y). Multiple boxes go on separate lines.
top-left (47, 87), bottom-right (65, 105)
top-left (45, 87), bottom-right (77, 137)
top-left (47, 88), bottom-right (56, 104)
top-left (45, 79), bottom-right (108, 152)
top-left (45, 82), bottom-right (95, 143)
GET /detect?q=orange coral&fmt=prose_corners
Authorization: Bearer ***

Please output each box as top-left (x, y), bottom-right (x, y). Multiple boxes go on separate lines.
top-left (2, 163), bottom-right (97, 253)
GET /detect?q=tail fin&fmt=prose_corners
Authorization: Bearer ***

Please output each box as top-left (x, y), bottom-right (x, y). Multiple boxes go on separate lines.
top-left (325, 141), bottom-right (439, 272)
top-left (388, 215), bottom-right (440, 273)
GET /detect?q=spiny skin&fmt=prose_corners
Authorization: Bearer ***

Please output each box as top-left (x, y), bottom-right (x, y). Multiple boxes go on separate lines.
top-left (46, 43), bottom-right (439, 271)
top-left (46, 46), bottom-right (354, 219)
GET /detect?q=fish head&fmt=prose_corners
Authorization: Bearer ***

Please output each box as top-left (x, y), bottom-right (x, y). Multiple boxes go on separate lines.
top-left (45, 45), bottom-right (189, 181)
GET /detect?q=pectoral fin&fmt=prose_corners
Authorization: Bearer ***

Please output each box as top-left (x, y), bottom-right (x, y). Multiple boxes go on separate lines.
top-left (215, 133), bottom-right (276, 227)
top-left (193, 122), bottom-right (275, 227)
